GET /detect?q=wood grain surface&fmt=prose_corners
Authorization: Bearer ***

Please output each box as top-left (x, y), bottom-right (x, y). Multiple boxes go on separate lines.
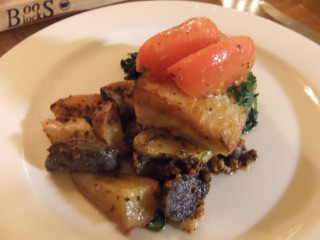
top-left (0, 0), bottom-right (319, 57)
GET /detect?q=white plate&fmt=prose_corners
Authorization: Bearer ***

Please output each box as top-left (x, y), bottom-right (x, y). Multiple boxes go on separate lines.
top-left (1, 1), bottom-right (320, 239)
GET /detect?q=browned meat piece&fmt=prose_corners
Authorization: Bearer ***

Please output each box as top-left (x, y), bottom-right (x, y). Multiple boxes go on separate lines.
top-left (162, 175), bottom-right (210, 222)
top-left (45, 138), bottom-right (118, 172)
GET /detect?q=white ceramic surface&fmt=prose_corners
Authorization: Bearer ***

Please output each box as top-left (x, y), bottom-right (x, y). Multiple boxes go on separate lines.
top-left (1, 1), bottom-right (320, 239)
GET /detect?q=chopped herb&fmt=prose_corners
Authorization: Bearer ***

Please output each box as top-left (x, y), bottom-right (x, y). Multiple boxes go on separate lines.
top-left (145, 209), bottom-right (167, 232)
top-left (120, 52), bottom-right (141, 80)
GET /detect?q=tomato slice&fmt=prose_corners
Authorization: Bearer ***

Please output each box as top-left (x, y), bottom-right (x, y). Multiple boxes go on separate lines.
top-left (167, 36), bottom-right (255, 97)
top-left (136, 17), bottom-right (221, 81)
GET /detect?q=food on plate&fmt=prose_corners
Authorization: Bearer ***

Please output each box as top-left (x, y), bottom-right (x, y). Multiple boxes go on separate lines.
top-left (168, 36), bottom-right (255, 97)
top-left (162, 175), bottom-right (209, 222)
top-left (133, 75), bottom-right (249, 155)
top-left (91, 101), bottom-right (126, 152)
top-left (50, 94), bottom-right (104, 120)
top-left (133, 127), bottom-right (214, 162)
top-left (179, 203), bottom-right (205, 233)
top-left (100, 80), bottom-right (135, 120)
top-left (136, 17), bottom-right (220, 81)
top-left (71, 173), bottom-right (160, 233)
top-left (45, 138), bottom-right (118, 172)
top-left (42, 117), bottom-right (96, 143)
top-left (207, 138), bottom-right (258, 174)
top-left (120, 52), bottom-right (141, 80)
top-left (41, 17), bottom-right (259, 234)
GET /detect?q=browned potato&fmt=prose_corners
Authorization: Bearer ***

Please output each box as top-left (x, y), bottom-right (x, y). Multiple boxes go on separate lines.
top-left (41, 118), bottom-right (96, 143)
top-left (134, 128), bottom-right (213, 163)
top-left (100, 81), bottom-right (135, 120)
top-left (50, 94), bottom-right (104, 119)
top-left (133, 76), bottom-right (249, 155)
top-left (91, 102), bottom-right (125, 151)
top-left (71, 172), bottom-right (160, 232)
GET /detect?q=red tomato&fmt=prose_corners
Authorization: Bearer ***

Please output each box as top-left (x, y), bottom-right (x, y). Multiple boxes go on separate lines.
top-left (167, 36), bottom-right (255, 97)
top-left (136, 17), bottom-right (221, 81)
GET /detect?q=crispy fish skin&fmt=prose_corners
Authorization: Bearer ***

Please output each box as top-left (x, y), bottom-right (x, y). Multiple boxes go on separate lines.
top-left (132, 76), bottom-right (249, 155)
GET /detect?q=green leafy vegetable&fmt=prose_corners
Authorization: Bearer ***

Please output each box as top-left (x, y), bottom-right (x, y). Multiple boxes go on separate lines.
top-left (242, 97), bottom-right (258, 134)
top-left (226, 72), bottom-right (258, 134)
top-left (226, 72), bottom-right (257, 107)
top-left (120, 52), bottom-right (141, 80)
top-left (145, 209), bottom-right (167, 232)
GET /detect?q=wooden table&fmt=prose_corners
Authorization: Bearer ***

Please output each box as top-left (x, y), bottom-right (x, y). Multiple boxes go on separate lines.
top-left (0, 0), bottom-right (319, 57)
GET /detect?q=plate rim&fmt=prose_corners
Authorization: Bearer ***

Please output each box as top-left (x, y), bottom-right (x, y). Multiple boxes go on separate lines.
top-left (1, 1), bottom-right (320, 240)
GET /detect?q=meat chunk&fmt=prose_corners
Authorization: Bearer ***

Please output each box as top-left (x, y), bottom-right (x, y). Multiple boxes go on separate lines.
top-left (162, 175), bottom-right (209, 221)
top-left (45, 138), bottom-right (118, 172)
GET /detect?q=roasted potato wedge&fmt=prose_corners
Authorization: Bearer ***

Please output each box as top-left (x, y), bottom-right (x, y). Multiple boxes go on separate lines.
top-left (134, 128), bottom-right (213, 163)
top-left (133, 76), bottom-right (249, 155)
top-left (100, 81), bottom-right (135, 121)
top-left (91, 102), bottom-right (125, 152)
top-left (71, 173), bottom-right (160, 232)
top-left (41, 118), bottom-right (96, 143)
top-left (50, 94), bottom-right (104, 120)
